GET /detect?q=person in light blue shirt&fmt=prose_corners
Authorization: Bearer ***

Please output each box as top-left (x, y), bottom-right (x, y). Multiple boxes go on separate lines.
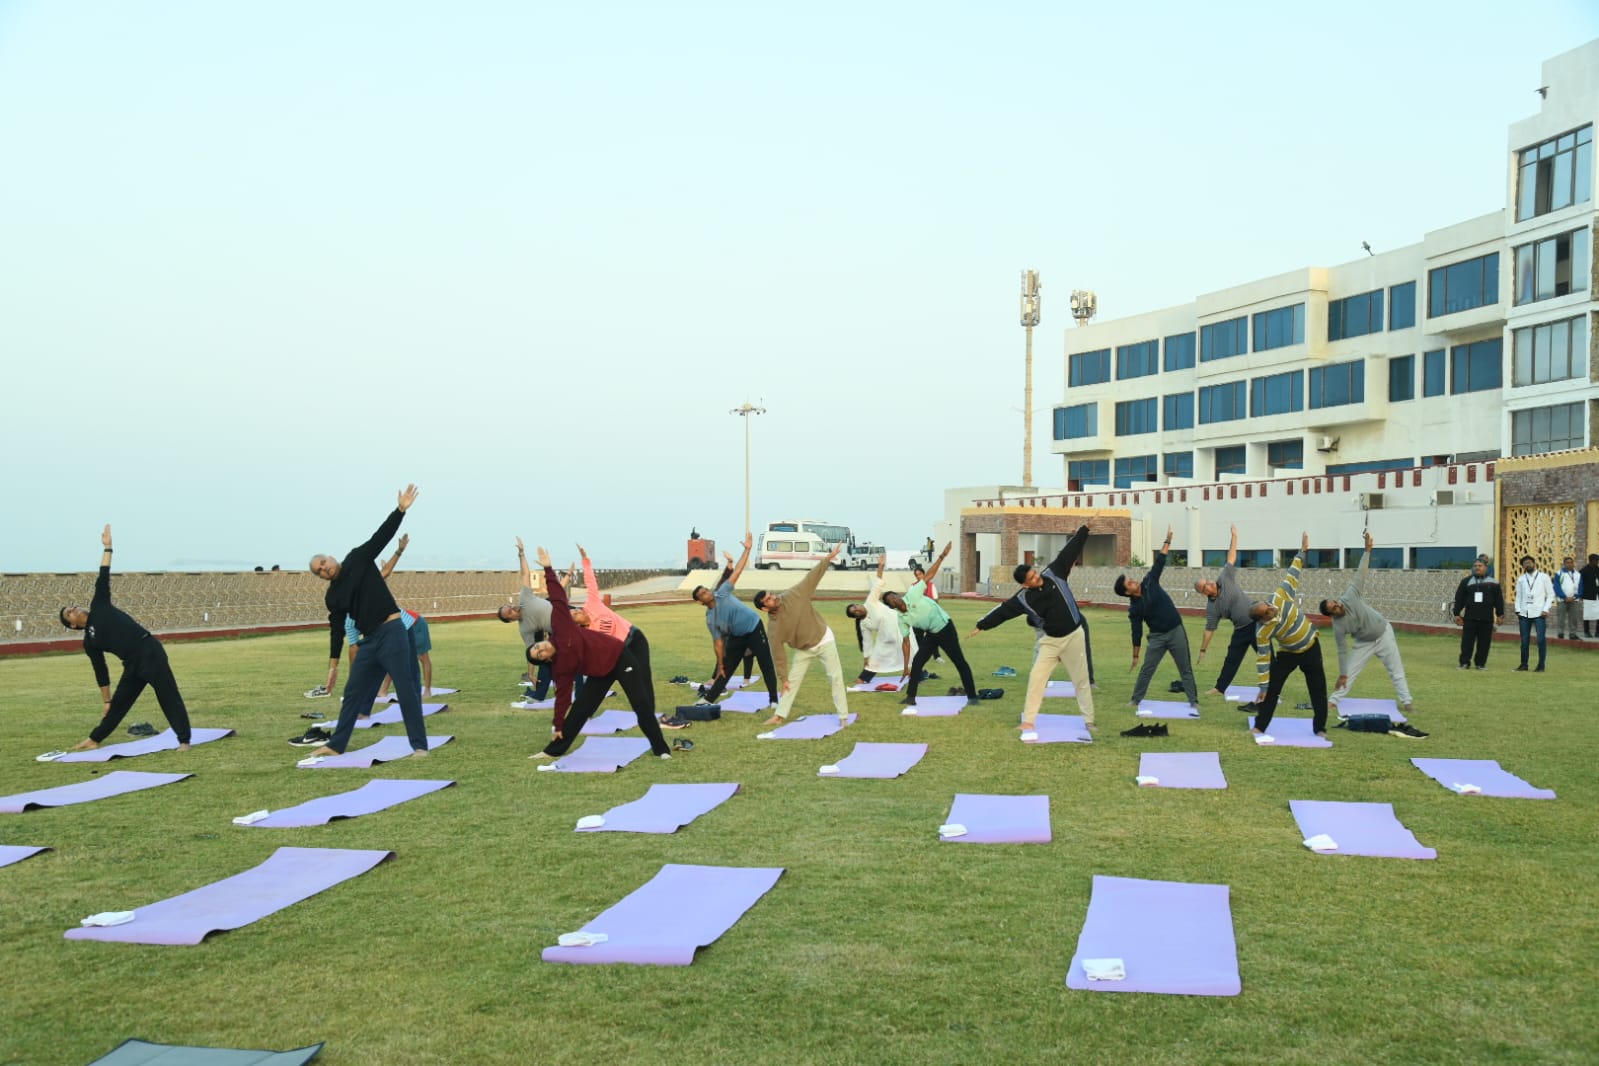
top-left (882, 542), bottom-right (978, 705)
top-left (692, 533), bottom-right (777, 707)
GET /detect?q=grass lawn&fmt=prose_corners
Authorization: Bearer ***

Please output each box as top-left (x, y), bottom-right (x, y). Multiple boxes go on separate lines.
top-left (2, 602), bottom-right (1594, 1065)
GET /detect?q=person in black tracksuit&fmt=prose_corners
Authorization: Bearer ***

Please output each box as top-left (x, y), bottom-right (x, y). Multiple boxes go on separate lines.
top-left (1452, 559), bottom-right (1504, 670)
top-left (59, 525), bottom-right (193, 752)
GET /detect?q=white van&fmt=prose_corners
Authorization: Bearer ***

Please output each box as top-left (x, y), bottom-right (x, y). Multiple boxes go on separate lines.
top-left (754, 529), bottom-right (834, 570)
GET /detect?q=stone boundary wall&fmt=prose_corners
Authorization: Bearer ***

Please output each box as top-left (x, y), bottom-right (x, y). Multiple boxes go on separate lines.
top-left (0, 569), bottom-right (674, 647)
top-left (972, 564), bottom-right (1472, 628)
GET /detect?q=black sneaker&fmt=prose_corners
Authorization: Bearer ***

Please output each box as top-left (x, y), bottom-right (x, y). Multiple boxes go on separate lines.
top-left (1515, 664), bottom-right (1528, 671)
top-left (1120, 724), bottom-right (1153, 737)
top-left (289, 729), bottom-right (331, 747)
top-left (1535, 665), bottom-right (1545, 672)
top-left (127, 722), bottom-right (158, 738)
top-left (1456, 663), bottom-right (1469, 670)
top-left (696, 685), bottom-right (710, 700)
top-left (1167, 680), bottom-right (1186, 694)
top-left (947, 686), bottom-right (968, 697)
top-left (1294, 702), bottom-right (1313, 711)
top-left (1238, 701), bottom-right (1261, 714)
top-left (1389, 723), bottom-right (1429, 739)
top-left (1151, 723), bottom-right (1169, 737)
top-left (657, 716), bottom-right (689, 730)
top-left (668, 675), bottom-right (690, 685)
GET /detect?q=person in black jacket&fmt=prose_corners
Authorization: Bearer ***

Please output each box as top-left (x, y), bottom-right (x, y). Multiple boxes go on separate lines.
top-left (969, 524), bottom-right (1095, 734)
top-left (59, 524), bottom-right (193, 752)
top-left (1115, 527), bottom-right (1199, 711)
top-left (1581, 553), bottom-right (1599, 638)
top-left (1452, 557), bottom-right (1504, 670)
top-left (303, 485), bottom-right (430, 760)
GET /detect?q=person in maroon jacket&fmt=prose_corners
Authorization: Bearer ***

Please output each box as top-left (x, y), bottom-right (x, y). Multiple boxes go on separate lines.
top-left (526, 545), bottom-right (671, 760)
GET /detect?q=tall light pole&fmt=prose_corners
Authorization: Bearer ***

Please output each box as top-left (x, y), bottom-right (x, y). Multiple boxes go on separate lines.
top-left (730, 401), bottom-right (766, 535)
top-left (1020, 270), bottom-right (1041, 488)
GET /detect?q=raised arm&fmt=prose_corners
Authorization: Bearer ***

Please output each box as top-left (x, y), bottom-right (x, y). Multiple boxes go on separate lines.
top-left (1147, 527), bottom-right (1172, 584)
top-left (92, 524), bottom-right (114, 605)
top-left (1226, 525), bottom-right (1239, 567)
top-left (795, 545), bottom-right (840, 598)
top-left (923, 541), bottom-right (952, 585)
top-left (578, 544), bottom-right (602, 601)
top-left (723, 532), bottom-right (754, 587)
top-left (516, 537), bottom-right (533, 588)
top-left (1350, 529), bottom-right (1373, 594)
top-left (1050, 525), bottom-right (1091, 577)
top-left (379, 534), bottom-right (409, 579)
top-left (537, 547), bottom-right (570, 611)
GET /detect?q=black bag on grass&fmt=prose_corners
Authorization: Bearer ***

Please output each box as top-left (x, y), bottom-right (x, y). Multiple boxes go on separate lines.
top-left (1343, 713), bottom-right (1390, 733)
top-left (675, 704), bottom-right (722, 722)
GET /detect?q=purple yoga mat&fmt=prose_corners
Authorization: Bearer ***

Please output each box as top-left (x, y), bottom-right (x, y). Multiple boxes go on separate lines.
top-left (848, 678), bottom-right (906, 692)
top-left (1224, 685), bottom-right (1259, 702)
top-left (542, 863), bottom-right (783, 966)
top-left (1024, 714), bottom-right (1092, 744)
top-left (1043, 680), bottom-right (1078, 698)
top-left (900, 695), bottom-right (966, 716)
top-left (543, 736), bottom-right (654, 773)
top-left (52, 728), bottom-right (233, 763)
top-left (1066, 875), bottom-right (1241, 996)
top-left (1289, 800), bottom-right (1436, 859)
top-left (580, 709), bottom-right (640, 735)
top-left (1335, 697), bottom-right (1406, 722)
top-left (941, 793), bottom-right (1051, 844)
top-left (1410, 758), bottom-right (1556, 799)
top-left (246, 780), bottom-right (455, 828)
top-left (759, 714), bottom-right (855, 740)
top-left (719, 690), bottom-right (774, 712)
top-left (356, 702), bottom-right (448, 728)
top-left (300, 735), bottom-right (453, 768)
top-left (65, 846), bottom-right (393, 945)
top-left (698, 675), bottom-right (760, 690)
top-left (576, 783), bottom-right (741, 834)
top-left (0, 771), bottom-right (191, 814)
top-left (1247, 718), bottom-right (1332, 748)
top-left (1137, 752), bottom-right (1226, 790)
top-left (820, 742), bottom-right (927, 779)
top-left (379, 687), bottom-right (458, 702)
top-left (1135, 700), bottom-right (1200, 719)
top-left (0, 845), bottom-right (50, 868)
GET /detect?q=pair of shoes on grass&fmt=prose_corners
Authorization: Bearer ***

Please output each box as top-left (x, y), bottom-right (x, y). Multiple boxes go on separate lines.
top-left (1120, 722), bottom-right (1168, 738)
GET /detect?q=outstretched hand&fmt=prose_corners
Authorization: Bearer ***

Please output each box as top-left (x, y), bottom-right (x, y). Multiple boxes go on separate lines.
top-left (1364, 529), bottom-right (1374, 552)
top-left (397, 534), bottom-right (409, 553)
top-left (397, 484), bottom-right (420, 512)
top-left (536, 546), bottom-right (553, 568)
top-left (577, 543), bottom-right (588, 560)
top-left (742, 532), bottom-right (753, 552)
top-left (515, 536), bottom-right (525, 553)
top-left (101, 524), bottom-right (113, 549)
top-left (1300, 531), bottom-right (1310, 554)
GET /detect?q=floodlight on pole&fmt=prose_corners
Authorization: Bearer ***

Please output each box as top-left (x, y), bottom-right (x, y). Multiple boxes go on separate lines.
top-left (730, 401), bottom-right (767, 536)
top-left (1020, 270), bottom-right (1041, 488)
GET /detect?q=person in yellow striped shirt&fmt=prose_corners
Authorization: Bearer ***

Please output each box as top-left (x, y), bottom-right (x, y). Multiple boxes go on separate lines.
top-left (1246, 532), bottom-right (1330, 738)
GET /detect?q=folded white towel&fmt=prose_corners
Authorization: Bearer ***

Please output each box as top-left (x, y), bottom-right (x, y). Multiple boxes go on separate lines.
top-left (232, 810), bottom-right (271, 826)
top-left (1135, 775), bottom-right (1159, 787)
top-left (510, 700), bottom-right (537, 709)
top-left (1303, 833), bottom-right (1339, 851)
top-left (756, 731), bottom-right (776, 740)
top-left (296, 756), bottom-right (327, 767)
top-left (556, 931), bottom-right (609, 948)
top-left (1451, 782), bottom-right (1482, 795)
top-left (536, 763), bottom-right (560, 773)
top-left (1083, 957), bottom-right (1125, 981)
top-left (1254, 734), bottom-right (1275, 744)
top-left (900, 707), bottom-right (918, 716)
top-left (1135, 709), bottom-right (1153, 717)
top-left (938, 823), bottom-right (967, 838)
top-left (575, 815), bottom-right (605, 829)
top-left (818, 764), bottom-right (840, 775)
top-left (1019, 730), bottom-right (1039, 742)
top-left (81, 911), bottom-right (136, 927)
top-left (35, 750), bottom-right (66, 763)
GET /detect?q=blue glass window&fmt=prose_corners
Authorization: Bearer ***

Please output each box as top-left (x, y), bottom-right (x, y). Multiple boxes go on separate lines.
top-left (1513, 228), bottom-right (1591, 305)
top-left (1344, 547), bottom-right (1404, 568)
top-left (1308, 361), bottom-right (1365, 409)
top-left (1200, 317), bottom-right (1248, 362)
top-left (1266, 440), bottom-right (1304, 469)
top-left (1114, 397), bottom-right (1158, 436)
top-left (1328, 291), bottom-right (1383, 341)
top-left (1198, 381), bottom-right (1247, 424)
top-left (1388, 355), bottom-right (1414, 402)
top-left (1517, 125), bottom-right (1593, 221)
top-left (1423, 350), bottom-right (1446, 397)
top-left (1428, 253), bottom-right (1499, 318)
top-left (1512, 402), bottom-right (1585, 455)
top-left (1214, 446), bottom-right (1247, 476)
top-left (1114, 454), bottom-right (1158, 488)
top-left (1068, 460), bottom-right (1110, 488)
top-left (1162, 392), bottom-right (1194, 430)
top-left (1056, 402), bottom-right (1097, 440)
top-left (1163, 332), bottom-right (1196, 371)
top-left (1116, 340), bottom-right (1159, 380)
top-left (1389, 282), bottom-right (1416, 330)
top-left (1450, 339), bottom-right (1502, 394)
top-left (1164, 451), bottom-right (1193, 478)
top-left (1068, 348), bottom-right (1111, 386)
top-left (1326, 458), bottom-right (1413, 475)
top-left (1250, 370), bottom-right (1304, 417)
top-left (1411, 546), bottom-right (1479, 570)
top-left (1252, 303), bottom-right (1305, 351)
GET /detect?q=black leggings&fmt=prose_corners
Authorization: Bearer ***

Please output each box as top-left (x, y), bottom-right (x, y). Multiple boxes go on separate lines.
top-left (545, 630), bottom-right (670, 757)
top-left (1213, 621), bottom-right (1260, 692)
top-left (1252, 644), bottom-right (1329, 734)
top-left (90, 639), bottom-right (192, 744)
top-left (701, 624), bottom-right (778, 703)
top-left (905, 624), bottom-right (977, 699)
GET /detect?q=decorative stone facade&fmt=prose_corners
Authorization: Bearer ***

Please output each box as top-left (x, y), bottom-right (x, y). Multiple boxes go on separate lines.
top-left (1495, 447), bottom-right (1599, 567)
top-left (957, 507), bottom-right (1131, 593)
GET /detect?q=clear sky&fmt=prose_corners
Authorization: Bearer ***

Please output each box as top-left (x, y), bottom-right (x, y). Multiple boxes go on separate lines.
top-left (2, 1), bottom-right (1596, 572)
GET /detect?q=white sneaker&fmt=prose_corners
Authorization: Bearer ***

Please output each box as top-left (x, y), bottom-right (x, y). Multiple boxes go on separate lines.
top-left (304, 685), bottom-right (331, 698)
top-left (658, 753), bottom-right (672, 760)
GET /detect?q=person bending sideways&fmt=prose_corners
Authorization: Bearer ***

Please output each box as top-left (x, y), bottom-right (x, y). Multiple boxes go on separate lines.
top-left (59, 524), bottom-right (193, 753)
top-left (1115, 527), bottom-right (1199, 718)
top-left (971, 524), bottom-right (1095, 734)
top-left (693, 534), bottom-right (779, 707)
top-left (497, 536), bottom-right (561, 699)
top-left (1247, 532), bottom-right (1330, 739)
top-left (753, 546), bottom-right (852, 728)
top-left (846, 553), bottom-right (915, 686)
top-left (527, 546), bottom-right (671, 760)
top-left (884, 542), bottom-right (978, 707)
top-left (304, 485), bottom-right (431, 760)
top-left (1320, 530), bottom-right (1413, 717)
top-left (1194, 524), bottom-right (1269, 699)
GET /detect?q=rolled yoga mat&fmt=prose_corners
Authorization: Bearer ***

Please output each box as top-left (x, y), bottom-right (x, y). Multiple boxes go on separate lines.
top-left (539, 736), bottom-right (654, 774)
top-left (0, 771), bottom-right (191, 814)
top-left (758, 714), bottom-right (855, 740)
top-left (819, 742), bottom-right (927, 779)
top-left (542, 863), bottom-right (783, 966)
top-left (1065, 874), bottom-right (1242, 996)
top-left (241, 780), bottom-right (455, 829)
top-left (1288, 799), bottom-right (1436, 859)
top-left (1134, 700), bottom-right (1200, 719)
top-left (1247, 718), bottom-right (1332, 748)
top-left (51, 728), bottom-right (234, 762)
top-left (0, 845), bottom-right (50, 868)
top-left (1410, 758), bottom-right (1556, 799)
top-left (1136, 752), bottom-right (1226, 790)
top-left (64, 846), bottom-right (394, 945)
top-left (299, 735), bottom-right (453, 768)
top-left (1023, 714), bottom-right (1092, 744)
top-left (356, 702), bottom-right (448, 727)
top-left (939, 793), bottom-right (1051, 844)
top-left (575, 783), bottom-right (740, 834)
top-left (899, 695), bottom-right (967, 716)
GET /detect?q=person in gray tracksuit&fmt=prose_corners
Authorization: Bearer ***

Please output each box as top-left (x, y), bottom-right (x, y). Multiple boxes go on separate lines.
top-left (1318, 531), bottom-right (1413, 715)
